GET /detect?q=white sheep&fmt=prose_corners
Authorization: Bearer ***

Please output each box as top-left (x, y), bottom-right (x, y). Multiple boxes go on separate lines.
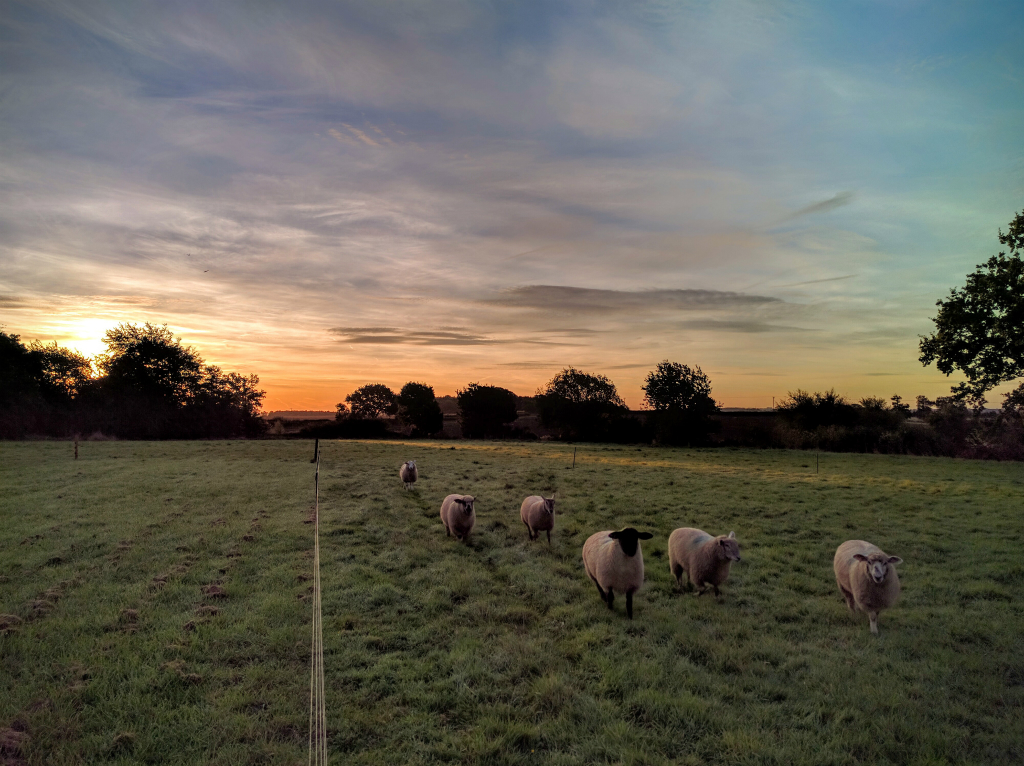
top-left (399, 460), bottom-right (418, 490)
top-left (440, 494), bottom-right (475, 542)
top-left (520, 495), bottom-right (555, 543)
top-left (668, 528), bottom-right (741, 597)
top-left (833, 540), bottom-right (902, 635)
top-left (581, 527), bottom-right (653, 619)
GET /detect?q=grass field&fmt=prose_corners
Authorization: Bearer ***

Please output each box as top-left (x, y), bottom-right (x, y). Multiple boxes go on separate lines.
top-left (1, 440), bottom-right (1023, 765)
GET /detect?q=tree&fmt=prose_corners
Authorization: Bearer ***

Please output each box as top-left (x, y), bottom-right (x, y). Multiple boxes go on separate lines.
top-left (398, 382), bottom-right (443, 436)
top-left (776, 389), bottom-right (858, 431)
top-left (457, 383), bottom-right (518, 438)
top-left (29, 341), bottom-right (93, 401)
top-left (0, 331), bottom-right (44, 405)
top-left (345, 383), bottom-right (398, 419)
top-left (536, 367), bottom-right (629, 441)
top-left (97, 322), bottom-right (204, 406)
top-left (920, 210), bottom-right (1024, 403)
top-left (641, 361), bottom-right (719, 445)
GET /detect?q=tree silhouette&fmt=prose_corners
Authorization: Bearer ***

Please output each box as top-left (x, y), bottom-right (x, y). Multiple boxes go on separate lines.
top-left (920, 210), bottom-right (1024, 404)
top-left (399, 382), bottom-right (443, 436)
top-left (641, 361), bottom-right (719, 445)
top-left (537, 367), bottom-right (628, 441)
top-left (346, 384), bottom-right (398, 419)
top-left (457, 383), bottom-right (518, 438)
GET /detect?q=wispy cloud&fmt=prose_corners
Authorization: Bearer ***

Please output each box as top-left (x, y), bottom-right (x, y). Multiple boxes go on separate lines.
top-left (483, 286), bottom-right (781, 313)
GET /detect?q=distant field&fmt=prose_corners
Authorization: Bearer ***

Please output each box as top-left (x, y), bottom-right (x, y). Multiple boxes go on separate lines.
top-left (1, 441), bottom-right (1022, 765)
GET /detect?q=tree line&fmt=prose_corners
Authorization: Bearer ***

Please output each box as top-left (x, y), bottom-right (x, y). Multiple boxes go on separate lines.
top-left (1, 323), bottom-right (265, 439)
top-left (301, 361), bottom-right (722, 446)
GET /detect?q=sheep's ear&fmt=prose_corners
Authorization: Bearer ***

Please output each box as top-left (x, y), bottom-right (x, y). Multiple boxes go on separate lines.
top-left (853, 553), bottom-right (869, 562)
top-left (638, 532), bottom-right (653, 540)
top-left (887, 556), bottom-right (902, 566)
top-left (728, 531), bottom-right (736, 539)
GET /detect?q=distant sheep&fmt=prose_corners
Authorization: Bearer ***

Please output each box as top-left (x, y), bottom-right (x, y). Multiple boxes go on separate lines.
top-left (399, 460), bottom-right (418, 490)
top-left (440, 494), bottom-right (476, 542)
top-left (833, 540), bottom-right (902, 635)
top-left (582, 527), bottom-right (653, 619)
top-left (668, 528), bottom-right (741, 597)
top-left (520, 495), bottom-right (555, 543)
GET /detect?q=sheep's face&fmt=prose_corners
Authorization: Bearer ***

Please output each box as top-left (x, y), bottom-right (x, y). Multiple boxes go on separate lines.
top-left (407, 461), bottom-right (416, 470)
top-left (718, 532), bottom-right (741, 562)
top-left (456, 496), bottom-right (475, 515)
top-left (543, 497), bottom-right (555, 514)
top-left (854, 552), bottom-right (902, 584)
top-left (609, 527), bottom-right (654, 557)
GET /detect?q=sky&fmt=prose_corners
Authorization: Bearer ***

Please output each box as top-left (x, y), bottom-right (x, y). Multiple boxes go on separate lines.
top-left (1, 0), bottom-right (1022, 410)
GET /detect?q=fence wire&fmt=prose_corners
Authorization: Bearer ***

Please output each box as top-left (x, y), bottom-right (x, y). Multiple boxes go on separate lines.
top-left (309, 440), bottom-right (327, 765)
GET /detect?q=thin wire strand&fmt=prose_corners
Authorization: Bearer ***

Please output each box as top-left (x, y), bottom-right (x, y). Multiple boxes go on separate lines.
top-left (309, 443), bottom-right (327, 765)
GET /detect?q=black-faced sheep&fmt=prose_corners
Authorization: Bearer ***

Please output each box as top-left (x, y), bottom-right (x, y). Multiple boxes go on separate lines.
top-left (440, 494), bottom-right (475, 542)
top-left (520, 495), bottom-right (555, 543)
top-left (582, 527), bottom-right (653, 619)
top-left (400, 460), bottom-right (418, 490)
top-left (668, 527), bottom-right (741, 597)
top-left (833, 540), bottom-right (902, 635)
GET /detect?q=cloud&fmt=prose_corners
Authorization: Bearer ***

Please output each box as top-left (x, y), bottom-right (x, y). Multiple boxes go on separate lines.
top-left (767, 192), bottom-right (855, 227)
top-left (775, 274), bottom-right (858, 288)
top-left (329, 327), bottom-right (494, 345)
top-left (675, 318), bottom-right (814, 334)
top-left (0, 294), bottom-right (32, 309)
top-left (340, 123), bottom-right (381, 147)
top-left (483, 285), bottom-right (781, 313)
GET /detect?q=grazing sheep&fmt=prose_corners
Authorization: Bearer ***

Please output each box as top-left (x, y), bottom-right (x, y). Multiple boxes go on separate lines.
top-left (399, 460), bottom-right (418, 490)
top-left (520, 495), bottom-right (555, 543)
top-left (582, 528), bottom-right (654, 619)
top-left (440, 494), bottom-right (476, 542)
top-left (833, 540), bottom-right (902, 635)
top-left (668, 528), bottom-right (741, 597)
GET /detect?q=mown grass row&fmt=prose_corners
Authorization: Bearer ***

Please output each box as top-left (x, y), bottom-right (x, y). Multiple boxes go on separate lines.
top-left (1, 440), bottom-right (1022, 764)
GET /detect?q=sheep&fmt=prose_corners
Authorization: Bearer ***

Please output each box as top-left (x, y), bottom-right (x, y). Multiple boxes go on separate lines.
top-left (581, 527), bottom-right (653, 619)
top-left (399, 460), bottom-right (418, 490)
top-left (520, 495), bottom-right (555, 543)
top-left (440, 494), bottom-right (476, 542)
top-left (833, 540), bottom-right (902, 635)
top-left (668, 528), bottom-right (741, 597)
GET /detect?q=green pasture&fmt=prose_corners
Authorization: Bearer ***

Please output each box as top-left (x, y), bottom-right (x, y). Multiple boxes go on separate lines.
top-left (1, 440), bottom-right (1022, 765)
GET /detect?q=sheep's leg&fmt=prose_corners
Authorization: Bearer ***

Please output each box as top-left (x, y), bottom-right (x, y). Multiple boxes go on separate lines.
top-left (444, 523), bottom-right (451, 537)
top-left (713, 585), bottom-right (721, 598)
top-left (606, 588), bottom-right (615, 611)
top-left (671, 563), bottom-right (683, 590)
top-left (523, 520), bottom-right (534, 539)
top-left (839, 586), bottom-right (856, 612)
top-left (696, 583), bottom-right (709, 597)
top-left (590, 576), bottom-right (607, 603)
top-left (626, 591), bottom-right (634, 620)
top-left (868, 611), bottom-right (879, 635)
top-left (546, 530), bottom-right (551, 544)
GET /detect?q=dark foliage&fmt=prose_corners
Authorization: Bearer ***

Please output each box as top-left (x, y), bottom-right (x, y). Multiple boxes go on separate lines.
top-left (0, 325), bottom-right (265, 439)
top-left (776, 389), bottom-right (860, 431)
top-left (920, 210), bottom-right (1024, 401)
top-left (536, 367), bottom-right (641, 442)
top-left (398, 382), bottom-right (443, 436)
top-left (641, 361), bottom-right (720, 445)
top-left (299, 417), bottom-right (391, 440)
top-left (345, 384), bottom-right (398, 419)
top-left (457, 383), bottom-right (518, 439)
